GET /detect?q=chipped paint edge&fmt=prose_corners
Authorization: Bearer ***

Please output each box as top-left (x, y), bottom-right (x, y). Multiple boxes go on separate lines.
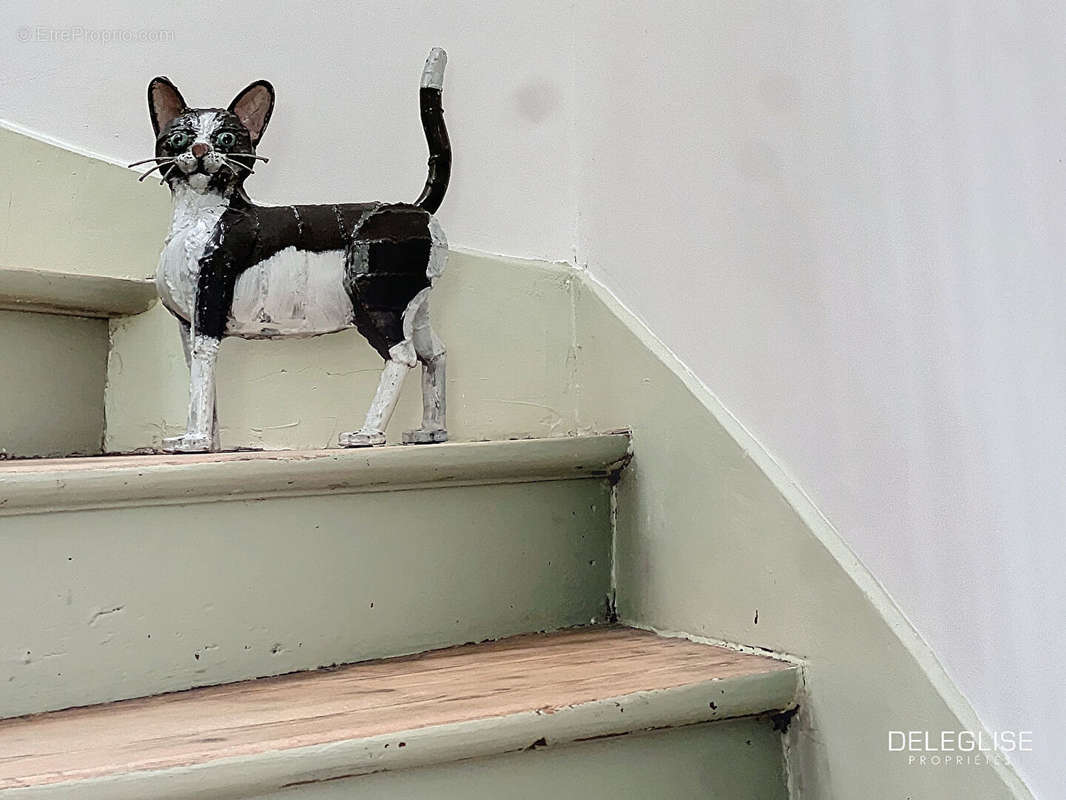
top-left (625, 622), bottom-right (806, 668)
top-left (0, 434), bottom-right (631, 517)
top-left (0, 667), bottom-right (798, 799)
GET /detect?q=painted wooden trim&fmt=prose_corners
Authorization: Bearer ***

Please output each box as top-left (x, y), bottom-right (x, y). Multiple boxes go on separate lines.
top-left (0, 433), bottom-right (631, 516)
top-left (0, 265), bottom-right (157, 318)
top-left (0, 628), bottom-right (797, 800)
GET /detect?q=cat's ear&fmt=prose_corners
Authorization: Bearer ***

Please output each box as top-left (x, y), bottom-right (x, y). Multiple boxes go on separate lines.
top-left (148, 77), bottom-right (187, 136)
top-left (228, 80), bottom-right (275, 145)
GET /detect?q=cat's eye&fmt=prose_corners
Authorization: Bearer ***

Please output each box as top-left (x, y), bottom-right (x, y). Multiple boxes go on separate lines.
top-left (216, 132), bottom-right (237, 149)
top-left (166, 132), bottom-right (191, 150)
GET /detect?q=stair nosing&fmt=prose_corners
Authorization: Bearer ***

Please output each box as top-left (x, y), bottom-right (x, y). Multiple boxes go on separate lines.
top-left (0, 434), bottom-right (632, 516)
top-left (0, 265), bottom-right (157, 319)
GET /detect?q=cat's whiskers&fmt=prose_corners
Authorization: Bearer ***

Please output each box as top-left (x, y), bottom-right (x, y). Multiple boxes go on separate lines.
top-left (137, 161), bottom-right (176, 182)
top-left (158, 164), bottom-right (176, 185)
top-left (127, 156), bottom-right (176, 168)
top-left (223, 157), bottom-right (256, 175)
top-left (129, 154), bottom-right (267, 184)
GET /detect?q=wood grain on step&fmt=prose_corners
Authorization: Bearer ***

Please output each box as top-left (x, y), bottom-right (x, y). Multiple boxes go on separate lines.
top-left (0, 627), bottom-right (792, 789)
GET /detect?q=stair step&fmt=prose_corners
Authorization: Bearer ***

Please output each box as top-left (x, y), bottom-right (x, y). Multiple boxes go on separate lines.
top-left (0, 435), bottom-right (628, 717)
top-left (0, 265), bottom-right (156, 319)
top-left (0, 267), bottom-right (158, 459)
top-left (0, 434), bottom-right (631, 516)
top-left (0, 627), bottom-right (798, 799)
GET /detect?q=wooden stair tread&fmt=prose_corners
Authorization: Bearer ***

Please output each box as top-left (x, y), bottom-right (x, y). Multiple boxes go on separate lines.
top-left (0, 627), bottom-right (796, 792)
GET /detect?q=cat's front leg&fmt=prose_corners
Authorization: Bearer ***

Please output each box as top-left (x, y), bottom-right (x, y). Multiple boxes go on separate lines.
top-left (163, 333), bottom-right (221, 453)
top-left (162, 322), bottom-right (221, 453)
top-left (165, 253), bottom-right (235, 453)
top-left (169, 320), bottom-right (221, 449)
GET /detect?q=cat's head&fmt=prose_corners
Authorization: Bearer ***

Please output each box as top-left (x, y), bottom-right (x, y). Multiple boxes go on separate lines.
top-left (147, 77), bottom-right (274, 196)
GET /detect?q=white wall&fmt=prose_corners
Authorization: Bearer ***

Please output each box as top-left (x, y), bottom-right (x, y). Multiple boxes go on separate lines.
top-left (1, 1), bottom-right (1059, 796)
top-left (573, 2), bottom-right (1062, 797)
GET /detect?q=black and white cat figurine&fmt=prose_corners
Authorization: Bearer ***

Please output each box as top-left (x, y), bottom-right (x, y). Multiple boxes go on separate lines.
top-left (142, 48), bottom-right (451, 453)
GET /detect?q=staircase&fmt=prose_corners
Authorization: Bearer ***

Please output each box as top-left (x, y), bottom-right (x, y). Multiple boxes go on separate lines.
top-left (0, 263), bottom-right (799, 797)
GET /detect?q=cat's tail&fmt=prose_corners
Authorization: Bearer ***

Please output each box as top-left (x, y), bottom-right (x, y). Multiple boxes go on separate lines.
top-left (413, 48), bottom-right (451, 215)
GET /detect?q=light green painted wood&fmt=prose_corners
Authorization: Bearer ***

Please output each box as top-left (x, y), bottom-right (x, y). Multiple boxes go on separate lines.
top-left (0, 310), bottom-right (107, 458)
top-left (0, 434), bottom-right (630, 517)
top-left (571, 276), bottom-right (1032, 799)
top-left (105, 251), bottom-right (580, 451)
top-left (254, 722), bottom-right (787, 800)
top-left (0, 266), bottom-right (156, 318)
top-left (0, 478), bottom-right (612, 717)
top-left (0, 126), bottom-right (169, 279)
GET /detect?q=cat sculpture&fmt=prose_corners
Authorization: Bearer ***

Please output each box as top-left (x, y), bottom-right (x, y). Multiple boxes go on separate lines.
top-left (137, 48), bottom-right (451, 453)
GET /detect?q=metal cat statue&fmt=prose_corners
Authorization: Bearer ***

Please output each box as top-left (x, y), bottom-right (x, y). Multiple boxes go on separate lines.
top-left (136, 48), bottom-right (451, 453)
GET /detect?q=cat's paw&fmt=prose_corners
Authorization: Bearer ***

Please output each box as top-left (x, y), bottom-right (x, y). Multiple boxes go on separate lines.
top-left (338, 430), bottom-right (387, 448)
top-left (161, 433), bottom-right (213, 453)
top-left (402, 427), bottom-right (448, 445)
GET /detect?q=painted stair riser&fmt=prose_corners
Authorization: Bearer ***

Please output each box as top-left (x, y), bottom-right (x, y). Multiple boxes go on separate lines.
top-left (221, 722), bottom-right (789, 800)
top-left (0, 310), bottom-right (108, 458)
top-left (0, 479), bottom-right (611, 717)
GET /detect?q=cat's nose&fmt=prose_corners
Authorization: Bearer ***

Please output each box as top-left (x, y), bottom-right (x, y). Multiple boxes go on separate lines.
top-left (190, 143), bottom-right (210, 158)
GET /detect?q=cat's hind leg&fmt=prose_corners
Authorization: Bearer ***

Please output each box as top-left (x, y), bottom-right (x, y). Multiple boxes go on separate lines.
top-left (339, 205), bottom-right (442, 448)
top-left (338, 339), bottom-right (416, 447)
top-left (403, 289), bottom-right (447, 445)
